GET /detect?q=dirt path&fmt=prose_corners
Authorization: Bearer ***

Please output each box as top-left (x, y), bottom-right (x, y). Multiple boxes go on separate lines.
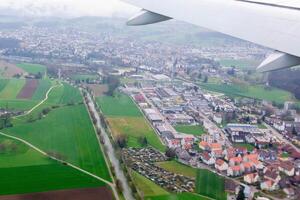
top-left (13, 83), bottom-right (62, 119)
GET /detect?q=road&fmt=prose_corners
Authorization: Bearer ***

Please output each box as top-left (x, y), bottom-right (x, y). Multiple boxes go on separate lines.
top-left (85, 92), bottom-right (134, 200)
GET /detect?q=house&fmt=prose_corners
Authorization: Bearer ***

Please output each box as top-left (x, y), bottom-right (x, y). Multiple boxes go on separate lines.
top-left (175, 148), bottom-right (191, 162)
top-left (283, 188), bottom-right (295, 198)
top-left (252, 159), bottom-right (264, 170)
top-left (264, 170), bottom-right (281, 184)
top-left (229, 156), bottom-right (243, 166)
top-left (211, 149), bottom-right (223, 158)
top-left (243, 153), bottom-right (258, 162)
top-left (210, 143), bottom-right (222, 151)
top-left (201, 152), bottom-right (215, 165)
top-left (258, 150), bottom-right (277, 161)
top-left (242, 162), bottom-right (256, 173)
top-left (244, 172), bottom-right (259, 184)
top-left (224, 148), bottom-right (236, 161)
top-left (215, 159), bottom-right (229, 172)
top-left (260, 180), bottom-right (278, 191)
top-left (279, 161), bottom-right (295, 176)
top-left (227, 165), bottom-right (244, 177)
top-left (199, 141), bottom-right (210, 150)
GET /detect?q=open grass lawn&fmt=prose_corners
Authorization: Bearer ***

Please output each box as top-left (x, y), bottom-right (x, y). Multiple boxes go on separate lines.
top-left (107, 117), bottom-right (165, 151)
top-left (0, 99), bottom-right (37, 111)
top-left (97, 93), bottom-right (142, 117)
top-left (17, 63), bottom-right (47, 75)
top-left (200, 82), bottom-right (293, 104)
top-left (156, 161), bottom-right (197, 178)
top-left (148, 193), bottom-right (212, 200)
top-left (0, 79), bottom-right (8, 92)
top-left (174, 125), bottom-right (205, 136)
top-left (233, 143), bottom-right (255, 152)
top-left (0, 79), bottom-right (25, 99)
top-left (131, 171), bottom-right (169, 197)
top-left (4, 104), bottom-right (111, 181)
top-left (196, 169), bottom-right (226, 200)
top-left (0, 164), bottom-right (105, 196)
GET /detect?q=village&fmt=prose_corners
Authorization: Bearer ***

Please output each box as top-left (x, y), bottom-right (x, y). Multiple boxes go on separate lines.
top-left (120, 71), bottom-right (300, 200)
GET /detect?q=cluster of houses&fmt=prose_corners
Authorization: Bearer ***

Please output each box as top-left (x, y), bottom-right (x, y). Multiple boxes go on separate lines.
top-left (122, 148), bottom-right (195, 193)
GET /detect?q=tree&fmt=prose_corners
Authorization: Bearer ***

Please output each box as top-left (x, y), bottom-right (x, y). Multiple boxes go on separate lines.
top-left (237, 186), bottom-right (245, 200)
top-left (116, 135), bottom-right (128, 149)
top-left (104, 75), bottom-right (120, 96)
top-left (138, 136), bottom-right (148, 147)
top-left (203, 76), bottom-right (208, 83)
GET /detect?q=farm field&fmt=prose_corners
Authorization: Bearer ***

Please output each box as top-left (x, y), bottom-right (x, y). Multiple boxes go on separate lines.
top-left (196, 169), bottom-right (226, 200)
top-left (97, 93), bottom-right (142, 117)
top-left (16, 63), bottom-right (47, 75)
top-left (0, 61), bottom-right (25, 78)
top-left (148, 193), bottom-right (212, 200)
top-left (47, 83), bottom-right (82, 105)
top-left (0, 187), bottom-right (113, 200)
top-left (200, 82), bottom-right (294, 104)
top-left (174, 125), bottom-right (205, 136)
top-left (0, 79), bottom-right (53, 111)
top-left (0, 135), bottom-right (106, 196)
top-left (131, 171), bottom-right (169, 197)
top-left (0, 164), bottom-right (105, 196)
top-left (156, 161), bottom-right (197, 178)
top-left (107, 117), bottom-right (165, 151)
top-left (4, 104), bottom-right (111, 181)
top-left (86, 84), bottom-right (108, 97)
top-left (98, 92), bottom-right (165, 151)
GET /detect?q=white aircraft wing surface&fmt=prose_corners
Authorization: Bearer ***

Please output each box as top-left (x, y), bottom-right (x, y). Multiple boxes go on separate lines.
top-left (122, 0), bottom-right (300, 72)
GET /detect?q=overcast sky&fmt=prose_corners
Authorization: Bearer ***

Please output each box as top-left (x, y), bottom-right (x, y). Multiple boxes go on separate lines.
top-left (0, 0), bottom-right (138, 17)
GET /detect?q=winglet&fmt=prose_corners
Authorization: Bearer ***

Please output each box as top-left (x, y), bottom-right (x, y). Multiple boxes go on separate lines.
top-left (127, 9), bottom-right (172, 26)
top-left (257, 51), bottom-right (300, 72)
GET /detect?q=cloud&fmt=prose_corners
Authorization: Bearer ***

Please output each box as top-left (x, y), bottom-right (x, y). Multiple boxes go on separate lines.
top-left (0, 0), bottom-right (139, 17)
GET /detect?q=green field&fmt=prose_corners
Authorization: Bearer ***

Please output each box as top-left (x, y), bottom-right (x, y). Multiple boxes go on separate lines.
top-left (131, 171), bottom-right (169, 197)
top-left (17, 63), bottom-right (47, 75)
top-left (200, 82), bottom-right (294, 104)
top-left (47, 83), bottom-right (82, 105)
top-left (0, 135), bottom-right (105, 195)
top-left (233, 143), bottom-right (255, 152)
top-left (0, 78), bottom-right (25, 99)
top-left (4, 104), bottom-right (111, 181)
top-left (31, 79), bottom-right (52, 100)
top-left (98, 92), bottom-right (165, 151)
top-left (219, 59), bottom-right (260, 69)
top-left (97, 93), bottom-right (142, 117)
top-left (196, 169), bottom-right (226, 200)
top-left (148, 193), bottom-right (212, 200)
top-left (174, 125), bottom-right (205, 136)
top-left (157, 161), bottom-right (197, 178)
top-left (107, 117), bottom-right (165, 151)
top-left (71, 74), bottom-right (98, 81)
top-left (0, 164), bottom-right (105, 195)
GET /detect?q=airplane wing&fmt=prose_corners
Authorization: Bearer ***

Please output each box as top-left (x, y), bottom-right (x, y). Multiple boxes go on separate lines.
top-left (122, 0), bottom-right (300, 72)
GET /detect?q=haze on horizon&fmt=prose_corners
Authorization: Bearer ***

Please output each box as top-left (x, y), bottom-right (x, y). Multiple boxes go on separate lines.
top-left (0, 0), bottom-right (138, 18)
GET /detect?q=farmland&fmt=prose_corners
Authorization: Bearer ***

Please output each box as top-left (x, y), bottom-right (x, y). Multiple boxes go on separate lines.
top-left (156, 161), bottom-right (197, 178)
top-left (17, 79), bottom-right (39, 99)
top-left (4, 104), bottom-right (111, 180)
top-left (0, 81), bottom-right (112, 197)
top-left (148, 193), bottom-right (212, 200)
top-left (98, 93), bottom-right (165, 151)
top-left (196, 169), bottom-right (226, 200)
top-left (97, 93), bottom-right (142, 117)
top-left (16, 63), bottom-right (47, 75)
top-left (0, 136), bottom-right (106, 195)
top-left (174, 125), bottom-right (205, 136)
top-left (218, 59), bottom-right (260, 69)
top-left (200, 81), bottom-right (294, 104)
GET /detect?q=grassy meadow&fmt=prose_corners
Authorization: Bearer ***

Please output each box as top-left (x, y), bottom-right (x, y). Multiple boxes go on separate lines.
top-left (16, 63), bottom-right (47, 75)
top-left (174, 125), bottom-right (205, 136)
top-left (156, 161), bottom-right (197, 178)
top-left (196, 169), bottom-right (226, 200)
